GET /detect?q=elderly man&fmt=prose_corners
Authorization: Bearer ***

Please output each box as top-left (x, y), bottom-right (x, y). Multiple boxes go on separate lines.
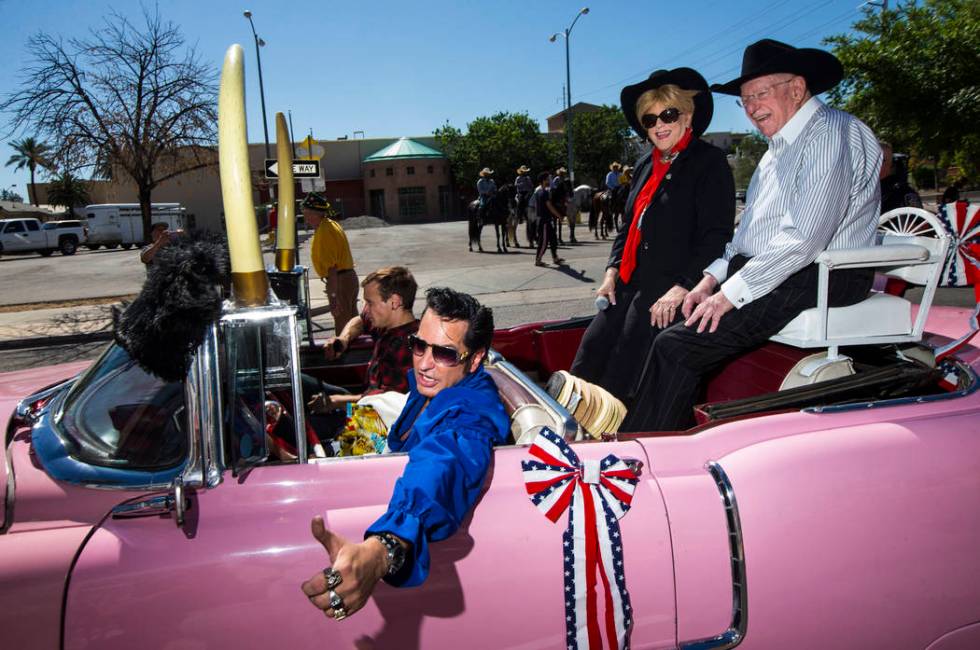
top-left (622, 39), bottom-right (882, 433)
top-left (304, 192), bottom-right (358, 334)
top-left (301, 287), bottom-right (510, 620)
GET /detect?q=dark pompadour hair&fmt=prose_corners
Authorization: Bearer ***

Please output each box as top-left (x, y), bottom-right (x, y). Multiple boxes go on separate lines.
top-left (537, 171), bottom-right (551, 184)
top-left (423, 287), bottom-right (494, 355)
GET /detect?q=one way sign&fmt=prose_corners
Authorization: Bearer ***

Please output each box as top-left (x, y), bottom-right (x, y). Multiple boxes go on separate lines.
top-left (265, 159), bottom-right (321, 179)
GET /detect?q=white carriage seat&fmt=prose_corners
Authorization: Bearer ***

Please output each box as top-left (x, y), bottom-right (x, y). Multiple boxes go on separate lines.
top-left (770, 224), bottom-right (950, 356)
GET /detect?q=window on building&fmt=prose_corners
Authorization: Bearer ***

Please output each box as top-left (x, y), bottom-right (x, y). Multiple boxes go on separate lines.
top-left (427, 165), bottom-right (434, 174)
top-left (438, 185), bottom-right (453, 219)
top-left (386, 167), bottom-right (394, 177)
top-left (398, 187), bottom-right (426, 219)
top-left (370, 169), bottom-right (376, 178)
top-left (406, 166), bottom-right (415, 175)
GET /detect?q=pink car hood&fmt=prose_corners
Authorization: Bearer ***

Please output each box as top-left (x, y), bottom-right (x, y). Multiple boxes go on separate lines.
top-left (1, 361), bottom-right (91, 531)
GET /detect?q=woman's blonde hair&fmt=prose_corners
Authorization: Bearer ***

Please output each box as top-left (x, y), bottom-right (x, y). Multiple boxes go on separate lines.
top-left (635, 84), bottom-right (698, 121)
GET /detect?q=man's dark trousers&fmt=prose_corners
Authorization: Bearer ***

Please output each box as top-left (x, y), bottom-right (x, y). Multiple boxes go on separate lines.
top-left (621, 255), bottom-right (873, 432)
top-left (536, 214), bottom-right (558, 262)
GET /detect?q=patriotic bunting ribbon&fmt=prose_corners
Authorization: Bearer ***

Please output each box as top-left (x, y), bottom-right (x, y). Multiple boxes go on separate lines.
top-left (937, 201), bottom-right (980, 302)
top-left (522, 427), bottom-right (639, 650)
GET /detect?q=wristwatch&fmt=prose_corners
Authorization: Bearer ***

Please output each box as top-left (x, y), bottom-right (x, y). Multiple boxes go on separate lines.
top-left (371, 532), bottom-right (406, 576)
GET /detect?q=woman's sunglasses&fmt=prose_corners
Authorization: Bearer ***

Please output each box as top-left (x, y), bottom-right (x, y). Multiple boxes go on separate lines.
top-left (640, 107), bottom-right (682, 129)
top-left (408, 334), bottom-right (471, 367)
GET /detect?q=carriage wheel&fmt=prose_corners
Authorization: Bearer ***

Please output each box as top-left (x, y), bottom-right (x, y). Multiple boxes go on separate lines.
top-left (878, 207), bottom-right (945, 238)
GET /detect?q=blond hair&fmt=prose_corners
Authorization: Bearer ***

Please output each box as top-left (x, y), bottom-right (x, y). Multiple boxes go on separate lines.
top-left (635, 84), bottom-right (698, 122)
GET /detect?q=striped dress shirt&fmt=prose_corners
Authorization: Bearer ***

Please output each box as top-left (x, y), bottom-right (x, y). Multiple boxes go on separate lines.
top-left (705, 97), bottom-right (882, 308)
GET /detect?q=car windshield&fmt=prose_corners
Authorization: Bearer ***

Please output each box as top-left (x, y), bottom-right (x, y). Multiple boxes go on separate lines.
top-left (57, 344), bottom-right (187, 470)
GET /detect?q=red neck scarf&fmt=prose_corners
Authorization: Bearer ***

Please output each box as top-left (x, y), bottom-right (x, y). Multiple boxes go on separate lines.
top-left (618, 128), bottom-right (693, 284)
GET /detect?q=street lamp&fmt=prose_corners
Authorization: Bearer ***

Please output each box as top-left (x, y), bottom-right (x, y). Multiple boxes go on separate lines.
top-left (550, 6), bottom-right (589, 184)
top-left (243, 10), bottom-right (271, 159)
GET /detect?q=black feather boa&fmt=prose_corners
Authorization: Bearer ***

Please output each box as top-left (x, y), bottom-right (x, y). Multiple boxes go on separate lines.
top-left (113, 230), bottom-right (232, 382)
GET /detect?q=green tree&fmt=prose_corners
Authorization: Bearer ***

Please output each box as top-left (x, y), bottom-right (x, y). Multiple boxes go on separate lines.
top-left (434, 112), bottom-right (562, 189)
top-left (5, 137), bottom-right (53, 205)
top-left (732, 132), bottom-right (768, 190)
top-left (46, 171), bottom-right (91, 217)
top-left (567, 106), bottom-right (632, 187)
top-left (0, 189), bottom-right (24, 202)
top-left (1, 7), bottom-right (217, 235)
top-left (825, 0), bottom-right (980, 185)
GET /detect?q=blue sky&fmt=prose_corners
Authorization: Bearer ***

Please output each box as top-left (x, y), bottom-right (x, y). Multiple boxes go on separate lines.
top-left (0, 0), bottom-right (873, 199)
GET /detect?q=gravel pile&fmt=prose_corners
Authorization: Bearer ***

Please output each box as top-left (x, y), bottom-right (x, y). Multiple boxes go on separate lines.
top-left (341, 215), bottom-right (389, 230)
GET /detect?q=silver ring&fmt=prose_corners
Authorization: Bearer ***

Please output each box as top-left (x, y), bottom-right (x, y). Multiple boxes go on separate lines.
top-left (323, 567), bottom-right (342, 590)
top-left (328, 589), bottom-right (345, 611)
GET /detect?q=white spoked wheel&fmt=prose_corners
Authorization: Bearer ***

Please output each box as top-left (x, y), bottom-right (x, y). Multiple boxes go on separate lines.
top-left (878, 207), bottom-right (946, 238)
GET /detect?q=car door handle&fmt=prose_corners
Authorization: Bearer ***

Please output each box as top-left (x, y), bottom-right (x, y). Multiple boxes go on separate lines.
top-left (620, 456), bottom-right (644, 477)
top-left (111, 478), bottom-right (189, 528)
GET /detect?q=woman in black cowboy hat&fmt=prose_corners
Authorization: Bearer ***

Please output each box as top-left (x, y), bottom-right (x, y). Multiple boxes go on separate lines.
top-left (568, 67), bottom-right (735, 404)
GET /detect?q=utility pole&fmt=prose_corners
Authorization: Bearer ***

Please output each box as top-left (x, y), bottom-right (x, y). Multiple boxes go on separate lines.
top-left (549, 7), bottom-right (589, 185)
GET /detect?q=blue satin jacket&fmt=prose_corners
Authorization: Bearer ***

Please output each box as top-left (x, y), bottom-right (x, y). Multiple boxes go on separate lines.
top-left (365, 365), bottom-right (510, 587)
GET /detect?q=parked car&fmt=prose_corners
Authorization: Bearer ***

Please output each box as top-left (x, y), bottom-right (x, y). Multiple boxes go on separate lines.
top-left (0, 217), bottom-right (85, 257)
top-left (83, 203), bottom-right (187, 249)
top-left (2, 244), bottom-right (979, 649)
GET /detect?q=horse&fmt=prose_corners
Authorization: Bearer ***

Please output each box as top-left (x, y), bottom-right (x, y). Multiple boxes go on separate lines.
top-left (573, 184), bottom-right (595, 237)
top-left (467, 190), bottom-right (511, 253)
top-left (610, 183), bottom-right (630, 232)
top-left (591, 190), bottom-right (615, 239)
top-left (498, 183), bottom-right (521, 249)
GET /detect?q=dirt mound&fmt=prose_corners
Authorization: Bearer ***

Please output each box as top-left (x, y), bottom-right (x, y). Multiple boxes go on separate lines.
top-left (342, 215), bottom-right (389, 230)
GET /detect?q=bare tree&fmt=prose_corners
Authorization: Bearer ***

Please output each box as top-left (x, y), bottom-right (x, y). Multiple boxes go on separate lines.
top-left (1, 7), bottom-right (218, 236)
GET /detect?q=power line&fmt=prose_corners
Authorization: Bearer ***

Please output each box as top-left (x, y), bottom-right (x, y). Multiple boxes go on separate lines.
top-left (693, 0), bottom-right (838, 82)
top-left (571, 0), bottom-right (797, 102)
top-left (528, 1), bottom-right (861, 123)
top-left (707, 7), bottom-right (863, 82)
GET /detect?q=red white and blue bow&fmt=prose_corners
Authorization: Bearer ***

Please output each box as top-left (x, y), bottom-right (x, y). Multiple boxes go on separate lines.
top-left (937, 201), bottom-right (980, 298)
top-left (522, 427), bottom-right (639, 650)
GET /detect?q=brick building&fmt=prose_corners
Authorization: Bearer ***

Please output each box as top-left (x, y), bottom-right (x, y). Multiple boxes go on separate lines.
top-left (361, 138), bottom-right (453, 222)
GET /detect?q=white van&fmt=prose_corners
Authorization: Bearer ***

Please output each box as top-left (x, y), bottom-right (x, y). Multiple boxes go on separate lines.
top-left (83, 203), bottom-right (187, 249)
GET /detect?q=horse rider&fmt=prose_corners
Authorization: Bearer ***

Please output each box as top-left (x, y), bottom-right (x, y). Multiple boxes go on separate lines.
top-left (476, 168), bottom-right (497, 224)
top-left (605, 162), bottom-right (622, 191)
top-left (619, 165), bottom-right (633, 187)
top-left (514, 165), bottom-right (535, 248)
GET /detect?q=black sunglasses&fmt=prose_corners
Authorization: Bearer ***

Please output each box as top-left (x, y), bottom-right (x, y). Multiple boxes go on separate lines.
top-left (640, 107), bottom-right (682, 129)
top-left (408, 334), bottom-right (471, 367)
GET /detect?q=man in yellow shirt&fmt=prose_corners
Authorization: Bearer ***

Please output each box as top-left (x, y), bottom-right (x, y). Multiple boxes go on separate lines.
top-left (303, 193), bottom-right (358, 333)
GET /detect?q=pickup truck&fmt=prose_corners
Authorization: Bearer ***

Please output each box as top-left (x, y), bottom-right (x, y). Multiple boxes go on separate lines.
top-left (0, 217), bottom-right (86, 257)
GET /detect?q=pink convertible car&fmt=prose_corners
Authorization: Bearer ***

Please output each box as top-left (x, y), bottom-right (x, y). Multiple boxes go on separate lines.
top-left (3, 206), bottom-right (980, 649)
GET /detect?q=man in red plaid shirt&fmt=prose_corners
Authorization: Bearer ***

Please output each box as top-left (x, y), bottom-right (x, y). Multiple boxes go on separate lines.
top-left (313, 266), bottom-right (420, 410)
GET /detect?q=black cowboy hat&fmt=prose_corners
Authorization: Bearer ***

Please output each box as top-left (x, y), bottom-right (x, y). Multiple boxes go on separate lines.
top-left (710, 38), bottom-right (843, 96)
top-left (301, 192), bottom-right (330, 212)
top-left (620, 67), bottom-right (713, 139)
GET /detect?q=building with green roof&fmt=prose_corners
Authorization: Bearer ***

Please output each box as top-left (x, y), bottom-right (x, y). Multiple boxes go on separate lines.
top-left (361, 137), bottom-right (453, 223)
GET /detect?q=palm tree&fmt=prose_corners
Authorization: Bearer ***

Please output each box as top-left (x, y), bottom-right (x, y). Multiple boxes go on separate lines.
top-left (46, 171), bottom-right (91, 217)
top-left (5, 137), bottom-right (53, 205)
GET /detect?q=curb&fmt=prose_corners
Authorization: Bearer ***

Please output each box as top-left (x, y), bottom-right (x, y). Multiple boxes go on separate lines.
top-left (0, 330), bottom-right (113, 352)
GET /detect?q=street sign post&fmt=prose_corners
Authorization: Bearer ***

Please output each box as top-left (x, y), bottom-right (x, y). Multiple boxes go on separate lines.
top-left (265, 159), bottom-right (321, 179)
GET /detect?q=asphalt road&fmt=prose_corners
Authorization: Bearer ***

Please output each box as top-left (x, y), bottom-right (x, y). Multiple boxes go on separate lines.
top-left (2, 216), bottom-right (974, 372)
top-left (0, 219), bottom-right (613, 370)
top-left (0, 221), bottom-right (610, 307)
